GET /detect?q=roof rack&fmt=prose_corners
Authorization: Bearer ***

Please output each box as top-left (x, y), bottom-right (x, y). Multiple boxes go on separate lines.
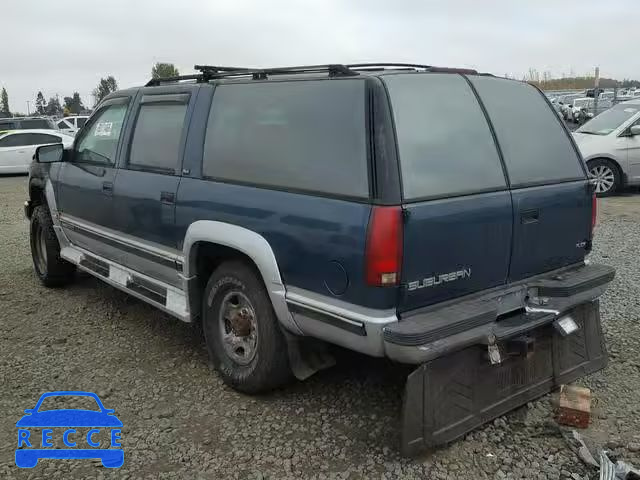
top-left (347, 63), bottom-right (478, 74)
top-left (145, 64), bottom-right (358, 86)
top-left (144, 62), bottom-right (478, 87)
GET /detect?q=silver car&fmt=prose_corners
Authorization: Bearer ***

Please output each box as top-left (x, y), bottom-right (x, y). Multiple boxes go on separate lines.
top-left (573, 99), bottom-right (640, 196)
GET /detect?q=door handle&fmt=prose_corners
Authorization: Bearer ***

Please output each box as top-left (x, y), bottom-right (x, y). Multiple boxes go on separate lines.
top-left (521, 209), bottom-right (539, 224)
top-left (160, 191), bottom-right (175, 204)
top-left (102, 181), bottom-right (114, 195)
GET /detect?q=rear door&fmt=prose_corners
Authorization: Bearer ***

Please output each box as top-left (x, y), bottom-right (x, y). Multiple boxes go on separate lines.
top-left (111, 88), bottom-right (195, 287)
top-left (0, 133), bottom-right (37, 168)
top-left (383, 73), bottom-right (513, 311)
top-left (469, 76), bottom-right (591, 281)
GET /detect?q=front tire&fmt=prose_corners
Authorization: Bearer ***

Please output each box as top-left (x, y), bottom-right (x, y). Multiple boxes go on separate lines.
top-left (30, 205), bottom-right (75, 287)
top-left (202, 260), bottom-right (291, 393)
top-left (588, 159), bottom-right (620, 197)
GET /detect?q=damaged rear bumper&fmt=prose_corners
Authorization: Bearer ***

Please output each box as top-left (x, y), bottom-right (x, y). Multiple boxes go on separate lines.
top-left (384, 263), bottom-right (614, 364)
top-left (396, 263), bottom-right (614, 456)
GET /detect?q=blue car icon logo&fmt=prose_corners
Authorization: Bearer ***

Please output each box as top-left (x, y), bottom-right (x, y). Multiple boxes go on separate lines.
top-left (15, 391), bottom-right (123, 468)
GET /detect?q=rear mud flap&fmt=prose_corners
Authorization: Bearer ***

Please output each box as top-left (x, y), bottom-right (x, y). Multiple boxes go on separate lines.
top-left (400, 301), bottom-right (607, 456)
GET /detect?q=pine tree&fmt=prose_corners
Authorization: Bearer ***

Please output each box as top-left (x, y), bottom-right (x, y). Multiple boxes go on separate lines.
top-left (0, 88), bottom-right (9, 114)
top-left (35, 91), bottom-right (46, 115)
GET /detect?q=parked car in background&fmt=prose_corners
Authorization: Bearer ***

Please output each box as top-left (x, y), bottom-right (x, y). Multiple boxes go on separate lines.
top-left (0, 130), bottom-right (74, 174)
top-left (56, 116), bottom-right (89, 136)
top-left (569, 97), bottom-right (613, 124)
top-left (25, 63), bottom-right (614, 455)
top-left (0, 117), bottom-right (58, 133)
top-left (558, 94), bottom-right (584, 120)
top-left (573, 99), bottom-right (640, 196)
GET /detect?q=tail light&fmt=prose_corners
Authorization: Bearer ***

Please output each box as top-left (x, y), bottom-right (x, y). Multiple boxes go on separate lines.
top-left (365, 206), bottom-right (403, 286)
top-left (591, 193), bottom-right (597, 233)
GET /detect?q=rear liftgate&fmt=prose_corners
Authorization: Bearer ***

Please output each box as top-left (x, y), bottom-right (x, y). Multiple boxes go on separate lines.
top-left (400, 300), bottom-right (607, 456)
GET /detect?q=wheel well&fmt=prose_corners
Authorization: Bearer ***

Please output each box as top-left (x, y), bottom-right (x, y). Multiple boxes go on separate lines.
top-left (188, 242), bottom-right (264, 326)
top-left (30, 184), bottom-right (46, 207)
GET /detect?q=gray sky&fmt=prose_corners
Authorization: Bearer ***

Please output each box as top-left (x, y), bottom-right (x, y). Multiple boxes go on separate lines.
top-left (3, 0), bottom-right (638, 113)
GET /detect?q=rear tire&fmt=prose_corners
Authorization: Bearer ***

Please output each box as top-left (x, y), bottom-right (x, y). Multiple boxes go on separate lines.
top-left (587, 158), bottom-right (620, 197)
top-left (30, 205), bottom-right (75, 287)
top-left (202, 260), bottom-right (291, 393)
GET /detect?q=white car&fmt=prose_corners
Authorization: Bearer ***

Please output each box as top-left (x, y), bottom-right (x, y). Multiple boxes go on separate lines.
top-left (573, 99), bottom-right (640, 196)
top-left (56, 116), bottom-right (89, 136)
top-left (0, 130), bottom-right (74, 174)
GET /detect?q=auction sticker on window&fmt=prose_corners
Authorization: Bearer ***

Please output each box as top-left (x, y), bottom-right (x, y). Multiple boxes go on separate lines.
top-left (95, 122), bottom-right (113, 137)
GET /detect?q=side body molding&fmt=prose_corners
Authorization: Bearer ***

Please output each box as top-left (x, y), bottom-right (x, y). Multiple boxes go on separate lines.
top-left (182, 220), bottom-right (302, 334)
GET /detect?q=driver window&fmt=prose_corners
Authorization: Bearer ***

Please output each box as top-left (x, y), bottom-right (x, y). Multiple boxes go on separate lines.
top-left (74, 103), bottom-right (127, 164)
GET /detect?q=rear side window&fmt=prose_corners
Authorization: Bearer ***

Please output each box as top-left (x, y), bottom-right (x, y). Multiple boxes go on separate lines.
top-left (0, 122), bottom-right (15, 130)
top-left (29, 133), bottom-right (61, 144)
top-left (129, 103), bottom-right (188, 173)
top-left (77, 117), bottom-right (87, 128)
top-left (383, 74), bottom-right (506, 200)
top-left (0, 134), bottom-right (29, 147)
top-left (469, 77), bottom-right (584, 186)
top-left (203, 80), bottom-right (368, 198)
top-left (22, 119), bottom-right (51, 129)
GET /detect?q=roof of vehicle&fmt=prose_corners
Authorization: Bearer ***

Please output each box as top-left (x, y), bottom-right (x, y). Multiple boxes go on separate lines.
top-left (0, 129), bottom-right (74, 139)
top-left (1, 116), bottom-right (54, 121)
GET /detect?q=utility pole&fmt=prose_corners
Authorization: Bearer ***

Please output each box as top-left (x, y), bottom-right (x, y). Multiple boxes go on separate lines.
top-left (26, 100), bottom-right (31, 116)
top-left (594, 67), bottom-right (600, 116)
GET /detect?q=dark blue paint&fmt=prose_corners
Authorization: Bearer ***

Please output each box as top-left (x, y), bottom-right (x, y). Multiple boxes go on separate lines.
top-left (56, 162), bottom-right (117, 227)
top-left (400, 191), bottom-right (513, 311)
top-left (509, 181), bottom-right (590, 280)
top-left (112, 169), bottom-right (180, 248)
top-left (175, 179), bottom-right (397, 309)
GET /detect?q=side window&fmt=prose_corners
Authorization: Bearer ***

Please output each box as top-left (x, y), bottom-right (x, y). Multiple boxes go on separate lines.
top-left (470, 76), bottom-right (584, 186)
top-left (0, 122), bottom-right (15, 130)
top-left (128, 101), bottom-right (188, 173)
top-left (0, 134), bottom-right (30, 147)
top-left (57, 120), bottom-right (70, 129)
top-left (22, 119), bottom-right (51, 129)
top-left (383, 73), bottom-right (506, 200)
top-left (77, 117), bottom-right (87, 128)
top-left (74, 103), bottom-right (127, 164)
top-left (29, 133), bottom-right (61, 145)
top-left (203, 80), bottom-right (369, 198)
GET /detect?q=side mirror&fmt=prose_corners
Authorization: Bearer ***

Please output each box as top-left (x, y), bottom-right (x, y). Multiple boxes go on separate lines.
top-left (36, 143), bottom-right (64, 163)
top-left (630, 125), bottom-right (640, 136)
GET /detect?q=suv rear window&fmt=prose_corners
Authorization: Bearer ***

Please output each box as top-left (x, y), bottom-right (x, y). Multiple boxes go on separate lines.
top-left (383, 73), bottom-right (506, 200)
top-left (469, 76), bottom-right (584, 186)
top-left (203, 80), bottom-right (369, 198)
top-left (21, 119), bottom-right (51, 129)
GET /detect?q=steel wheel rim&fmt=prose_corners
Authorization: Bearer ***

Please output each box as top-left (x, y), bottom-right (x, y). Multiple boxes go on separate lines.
top-left (589, 165), bottom-right (615, 194)
top-left (34, 225), bottom-right (48, 273)
top-left (218, 291), bottom-right (258, 365)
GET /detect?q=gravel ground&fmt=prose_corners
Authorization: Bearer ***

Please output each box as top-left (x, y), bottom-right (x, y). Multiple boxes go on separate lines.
top-left (1, 175), bottom-right (639, 479)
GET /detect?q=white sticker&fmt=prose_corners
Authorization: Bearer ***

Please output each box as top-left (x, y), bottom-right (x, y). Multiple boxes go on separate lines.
top-left (95, 121), bottom-right (113, 137)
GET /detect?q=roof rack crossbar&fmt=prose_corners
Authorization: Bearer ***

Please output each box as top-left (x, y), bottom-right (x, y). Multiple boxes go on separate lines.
top-left (145, 74), bottom-right (203, 87)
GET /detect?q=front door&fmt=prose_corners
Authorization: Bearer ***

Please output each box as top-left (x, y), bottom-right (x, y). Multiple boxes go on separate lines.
top-left (625, 119), bottom-right (640, 181)
top-left (56, 97), bottom-right (132, 262)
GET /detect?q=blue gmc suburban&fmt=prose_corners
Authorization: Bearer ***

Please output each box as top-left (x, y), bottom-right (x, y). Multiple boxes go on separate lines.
top-left (25, 63), bottom-right (615, 455)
